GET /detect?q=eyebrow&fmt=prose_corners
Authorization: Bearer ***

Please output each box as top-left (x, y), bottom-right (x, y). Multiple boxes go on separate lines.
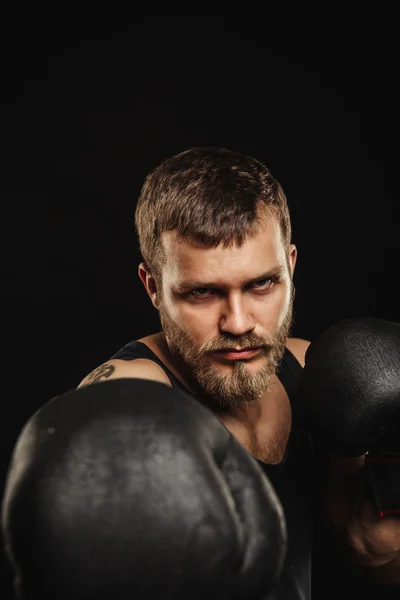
top-left (173, 265), bottom-right (286, 292)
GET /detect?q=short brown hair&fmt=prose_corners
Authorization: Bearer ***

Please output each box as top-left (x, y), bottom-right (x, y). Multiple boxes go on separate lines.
top-left (135, 147), bottom-right (292, 281)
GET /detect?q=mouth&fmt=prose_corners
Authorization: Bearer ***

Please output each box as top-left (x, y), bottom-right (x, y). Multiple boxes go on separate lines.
top-left (213, 347), bottom-right (262, 361)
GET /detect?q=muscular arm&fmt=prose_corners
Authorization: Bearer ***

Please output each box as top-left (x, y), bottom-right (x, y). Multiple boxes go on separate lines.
top-left (77, 359), bottom-right (172, 389)
top-left (295, 333), bottom-right (400, 585)
top-left (286, 337), bottom-right (310, 367)
top-left (323, 454), bottom-right (400, 586)
top-left (78, 363), bottom-right (117, 387)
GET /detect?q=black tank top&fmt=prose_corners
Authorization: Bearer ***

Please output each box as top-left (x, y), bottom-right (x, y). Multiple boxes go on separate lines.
top-left (111, 341), bottom-right (316, 600)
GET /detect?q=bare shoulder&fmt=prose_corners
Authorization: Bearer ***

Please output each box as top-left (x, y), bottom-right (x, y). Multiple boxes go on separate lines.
top-left (77, 358), bottom-right (172, 389)
top-left (286, 337), bottom-right (311, 368)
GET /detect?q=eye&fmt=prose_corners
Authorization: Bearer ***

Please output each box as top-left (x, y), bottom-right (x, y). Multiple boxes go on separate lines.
top-left (252, 277), bottom-right (275, 290)
top-left (190, 288), bottom-right (215, 298)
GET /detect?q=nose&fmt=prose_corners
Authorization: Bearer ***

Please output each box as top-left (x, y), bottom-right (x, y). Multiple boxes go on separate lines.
top-left (218, 294), bottom-right (256, 337)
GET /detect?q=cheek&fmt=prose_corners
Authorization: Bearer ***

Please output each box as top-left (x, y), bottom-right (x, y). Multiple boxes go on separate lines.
top-left (257, 285), bottom-right (291, 326)
top-left (169, 299), bottom-right (218, 340)
top-left (278, 283), bottom-right (291, 310)
top-left (276, 284), bottom-right (292, 323)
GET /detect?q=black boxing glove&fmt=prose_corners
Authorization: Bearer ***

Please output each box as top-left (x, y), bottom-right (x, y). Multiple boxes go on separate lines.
top-left (299, 318), bottom-right (400, 518)
top-left (1, 378), bottom-right (286, 600)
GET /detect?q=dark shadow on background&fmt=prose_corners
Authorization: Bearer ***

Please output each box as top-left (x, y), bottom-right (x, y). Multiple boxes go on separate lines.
top-left (1, 11), bottom-right (399, 600)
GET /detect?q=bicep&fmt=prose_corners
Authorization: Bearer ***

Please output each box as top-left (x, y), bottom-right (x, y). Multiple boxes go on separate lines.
top-left (77, 359), bottom-right (172, 389)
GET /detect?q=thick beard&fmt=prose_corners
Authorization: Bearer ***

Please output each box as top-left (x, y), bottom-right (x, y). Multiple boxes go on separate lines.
top-left (158, 290), bottom-right (294, 409)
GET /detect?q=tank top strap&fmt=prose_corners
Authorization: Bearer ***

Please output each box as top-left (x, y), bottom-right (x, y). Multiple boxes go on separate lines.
top-left (112, 342), bottom-right (305, 405)
top-left (276, 347), bottom-right (304, 420)
top-left (110, 340), bottom-right (186, 391)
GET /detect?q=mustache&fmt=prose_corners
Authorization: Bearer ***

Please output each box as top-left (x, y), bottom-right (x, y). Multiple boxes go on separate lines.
top-left (201, 334), bottom-right (274, 353)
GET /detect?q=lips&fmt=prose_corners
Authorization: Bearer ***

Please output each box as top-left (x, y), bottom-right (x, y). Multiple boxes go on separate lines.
top-left (214, 347), bottom-right (262, 360)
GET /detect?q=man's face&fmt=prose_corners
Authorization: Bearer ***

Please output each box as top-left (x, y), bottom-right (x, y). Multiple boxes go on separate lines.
top-left (151, 217), bottom-right (296, 409)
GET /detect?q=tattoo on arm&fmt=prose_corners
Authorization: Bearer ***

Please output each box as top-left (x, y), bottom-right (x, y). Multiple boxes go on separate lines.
top-left (79, 363), bottom-right (116, 388)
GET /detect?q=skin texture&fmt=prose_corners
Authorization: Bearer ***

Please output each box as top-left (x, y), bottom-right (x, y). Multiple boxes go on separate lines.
top-left (140, 216), bottom-right (296, 410)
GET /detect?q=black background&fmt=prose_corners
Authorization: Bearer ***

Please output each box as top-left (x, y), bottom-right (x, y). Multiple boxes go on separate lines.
top-left (1, 10), bottom-right (399, 599)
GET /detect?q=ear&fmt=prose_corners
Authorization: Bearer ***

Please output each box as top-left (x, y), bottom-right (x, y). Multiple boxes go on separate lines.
top-left (138, 262), bottom-right (160, 309)
top-left (288, 244), bottom-right (297, 277)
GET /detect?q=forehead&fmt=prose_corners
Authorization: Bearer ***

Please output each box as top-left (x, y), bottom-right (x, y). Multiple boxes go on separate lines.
top-left (161, 217), bottom-right (287, 285)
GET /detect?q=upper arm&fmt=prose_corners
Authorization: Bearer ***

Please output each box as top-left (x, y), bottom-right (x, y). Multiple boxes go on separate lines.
top-left (77, 358), bottom-right (172, 389)
top-left (286, 337), bottom-right (311, 368)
